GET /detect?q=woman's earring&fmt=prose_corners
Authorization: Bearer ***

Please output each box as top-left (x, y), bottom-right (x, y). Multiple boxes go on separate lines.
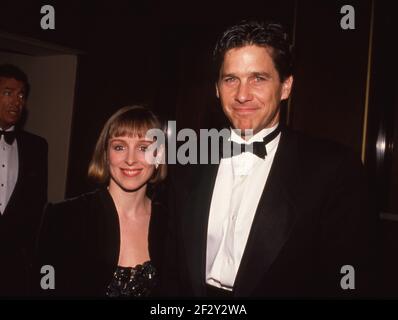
top-left (155, 161), bottom-right (159, 169)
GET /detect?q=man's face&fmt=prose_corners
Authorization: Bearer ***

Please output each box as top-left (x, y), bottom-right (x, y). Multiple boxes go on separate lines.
top-left (216, 45), bottom-right (293, 135)
top-left (0, 77), bottom-right (26, 129)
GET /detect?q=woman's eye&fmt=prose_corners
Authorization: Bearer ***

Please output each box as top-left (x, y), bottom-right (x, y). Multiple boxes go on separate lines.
top-left (113, 145), bottom-right (125, 151)
top-left (138, 145), bottom-right (148, 152)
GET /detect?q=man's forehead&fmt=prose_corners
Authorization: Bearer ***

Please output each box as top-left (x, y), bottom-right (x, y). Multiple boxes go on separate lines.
top-left (223, 45), bottom-right (274, 63)
top-left (224, 44), bottom-right (273, 57)
top-left (0, 77), bottom-right (25, 90)
top-left (220, 45), bottom-right (277, 73)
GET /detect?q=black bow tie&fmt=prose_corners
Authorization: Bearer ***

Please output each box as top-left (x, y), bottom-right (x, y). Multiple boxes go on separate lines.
top-left (224, 125), bottom-right (281, 159)
top-left (0, 130), bottom-right (16, 145)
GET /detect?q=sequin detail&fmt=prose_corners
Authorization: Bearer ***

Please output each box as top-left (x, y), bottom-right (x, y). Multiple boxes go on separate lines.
top-left (106, 261), bottom-right (157, 297)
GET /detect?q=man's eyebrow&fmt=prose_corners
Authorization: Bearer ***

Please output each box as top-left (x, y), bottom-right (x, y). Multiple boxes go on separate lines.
top-left (220, 73), bottom-right (236, 78)
top-left (220, 71), bottom-right (273, 78)
top-left (252, 71), bottom-right (272, 78)
top-left (3, 86), bottom-right (25, 92)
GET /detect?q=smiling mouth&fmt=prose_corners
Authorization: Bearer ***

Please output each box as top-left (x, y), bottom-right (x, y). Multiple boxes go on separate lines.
top-left (7, 109), bottom-right (20, 116)
top-left (233, 107), bottom-right (258, 114)
top-left (121, 168), bottom-right (143, 177)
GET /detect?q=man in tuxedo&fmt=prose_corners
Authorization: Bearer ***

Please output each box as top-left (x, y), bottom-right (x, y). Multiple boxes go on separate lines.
top-left (0, 64), bottom-right (48, 296)
top-left (171, 21), bottom-right (376, 298)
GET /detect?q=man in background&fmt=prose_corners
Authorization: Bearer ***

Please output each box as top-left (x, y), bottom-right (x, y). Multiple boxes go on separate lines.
top-left (0, 64), bottom-right (48, 296)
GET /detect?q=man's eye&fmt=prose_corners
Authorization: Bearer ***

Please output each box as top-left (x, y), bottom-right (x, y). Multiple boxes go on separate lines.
top-left (254, 76), bottom-right (266, 82)
top-left (17, 93), bottom-right (25, 99)
top-left (2, 91), bottom-right (11, 96)
top-left (224, 77), bottom-right (236, 83)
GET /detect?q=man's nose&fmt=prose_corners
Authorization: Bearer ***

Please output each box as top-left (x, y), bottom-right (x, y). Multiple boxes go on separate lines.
top-left (11, 94), bottom-right (24, 107)
top-left (235, 82), bottom-right (253, 103)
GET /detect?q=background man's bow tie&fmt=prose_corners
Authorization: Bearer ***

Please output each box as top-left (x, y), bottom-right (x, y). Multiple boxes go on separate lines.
top-left (0, 130), bottom-right (16, 145)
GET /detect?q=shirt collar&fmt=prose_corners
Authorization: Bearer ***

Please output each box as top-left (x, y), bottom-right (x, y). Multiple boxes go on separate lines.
top-left (0, 125), bottom-right (15, 132)
top-left (230, 123), bottom-right (279, 144)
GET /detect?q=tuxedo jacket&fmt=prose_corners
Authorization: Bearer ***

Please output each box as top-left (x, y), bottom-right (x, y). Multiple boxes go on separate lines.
top-left (169, 128), bottom-right (377, 298)
top-left (35, 187), bottom-right (170, 297)
top-left (0, 130), bottom-right (48, 296)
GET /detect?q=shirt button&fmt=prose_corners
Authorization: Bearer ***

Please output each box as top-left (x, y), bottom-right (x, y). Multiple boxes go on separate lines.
top-left (1, 165), bottom-right (4, 168)
top-left (1, 184), bottom-right (3, 187)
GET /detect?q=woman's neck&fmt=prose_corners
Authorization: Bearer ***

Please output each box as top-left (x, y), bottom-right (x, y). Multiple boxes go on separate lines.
top-left (108, 183), bottom-right (150, 219)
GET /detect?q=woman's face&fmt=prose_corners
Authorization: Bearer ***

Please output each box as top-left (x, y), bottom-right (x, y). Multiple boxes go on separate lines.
top-left (107, 135), bottom-right (156, 192)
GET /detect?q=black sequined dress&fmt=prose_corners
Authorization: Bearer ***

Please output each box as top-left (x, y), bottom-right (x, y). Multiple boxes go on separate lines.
top-left (106, 261), bottom-right (157, 297)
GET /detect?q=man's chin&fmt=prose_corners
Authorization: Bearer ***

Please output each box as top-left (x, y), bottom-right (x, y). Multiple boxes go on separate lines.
top-left (0, 121), bottom-right (18, 129)
top-left (231, 122), bottom-right (256, 133)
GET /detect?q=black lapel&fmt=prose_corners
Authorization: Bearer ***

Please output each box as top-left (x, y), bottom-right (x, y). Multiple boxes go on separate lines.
top-left (234, 129), bottom-right (300, 296)
top-left (2, 132), bottom-right (24, 216)
top-left (86, 188), bottom-right (120, 293)
top-left (95, 188), bottom-right (120, 266)
top-left (181, 163), bottom-right (219, 296)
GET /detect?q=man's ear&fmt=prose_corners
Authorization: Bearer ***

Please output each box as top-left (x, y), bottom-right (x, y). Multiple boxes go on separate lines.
top-left (281, 75), bottom-right (293, 100)
top-left (215, 83), bottom-right (220, 98)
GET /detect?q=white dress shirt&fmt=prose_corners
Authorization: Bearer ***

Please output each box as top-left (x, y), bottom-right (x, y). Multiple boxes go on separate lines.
top-left (206, 124), bottom-right (281, 290)
top-left (0, 126), bottom-right (19, 215)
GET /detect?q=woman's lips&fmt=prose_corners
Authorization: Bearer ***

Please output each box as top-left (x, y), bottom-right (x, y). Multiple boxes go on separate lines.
top-left (120, 168), bottom-right (143, 177)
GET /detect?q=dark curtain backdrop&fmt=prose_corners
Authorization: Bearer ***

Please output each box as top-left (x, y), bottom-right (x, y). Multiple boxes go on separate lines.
top-left (0, 0), bottom-right (374, 196)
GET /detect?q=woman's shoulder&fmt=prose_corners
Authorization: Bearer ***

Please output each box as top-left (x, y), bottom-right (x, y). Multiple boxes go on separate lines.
top-left (44, 189), bottom-right (104, 223)
top-left (47, 189), bottom-right (100, 209)
top-left (38, 189), bottom-right (108, 249)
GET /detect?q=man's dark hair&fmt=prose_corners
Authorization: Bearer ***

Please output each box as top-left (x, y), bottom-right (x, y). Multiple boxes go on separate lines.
top-left (213, 20), bottom-right (294, 82)
top-left (0, 64), bottom-right (30, 97)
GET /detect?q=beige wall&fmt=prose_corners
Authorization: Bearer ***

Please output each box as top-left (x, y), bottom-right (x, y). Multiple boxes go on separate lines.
top-left (0, 52), bottom-right (77, 202)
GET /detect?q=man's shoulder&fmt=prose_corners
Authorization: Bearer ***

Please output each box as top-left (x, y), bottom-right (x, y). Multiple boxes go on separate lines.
top-left (18, 130), bottom-right (48, 148)
top-left (281, 130), bottom-right (365, 199)
top-left (286, 129), bottom-right (359, 162)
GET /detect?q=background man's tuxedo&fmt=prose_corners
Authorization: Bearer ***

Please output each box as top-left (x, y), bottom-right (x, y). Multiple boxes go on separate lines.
top-left (169, 128), bottom-right (377, 298)
top-left (0, 130), bottom-right (48, 296)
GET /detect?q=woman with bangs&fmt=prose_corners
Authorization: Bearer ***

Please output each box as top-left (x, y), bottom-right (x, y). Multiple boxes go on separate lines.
top-left (36, 106), bottom-right (169, 297)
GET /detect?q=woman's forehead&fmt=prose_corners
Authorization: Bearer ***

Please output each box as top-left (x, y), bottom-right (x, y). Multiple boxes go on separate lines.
top-left (109, 134), bottom-right (154, 142)
top-left (110, 125), bottom-right (153, 137)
